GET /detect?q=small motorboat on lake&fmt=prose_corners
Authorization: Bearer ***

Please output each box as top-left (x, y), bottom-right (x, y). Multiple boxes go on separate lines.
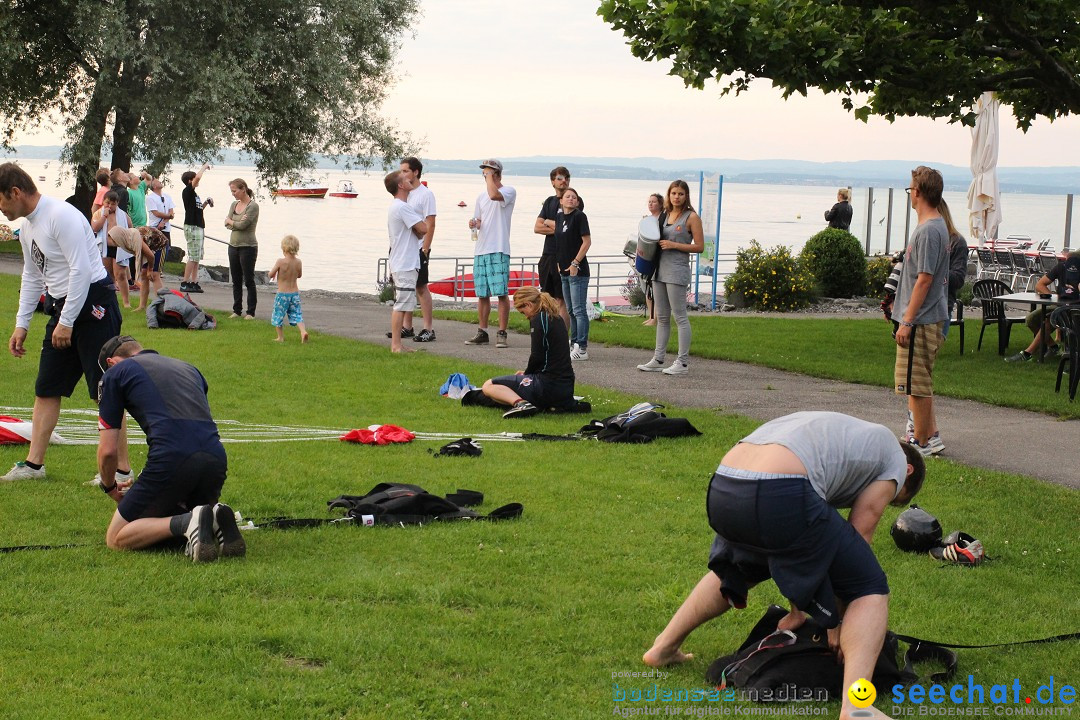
top-left (271, 180), bottom-right (328, 198)
top-left (328, 180), bottom-right (358, 199)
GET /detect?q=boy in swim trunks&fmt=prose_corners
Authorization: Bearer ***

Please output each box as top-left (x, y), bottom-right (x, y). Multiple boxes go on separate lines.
top-left (268, 234), bottom-right (308, 343)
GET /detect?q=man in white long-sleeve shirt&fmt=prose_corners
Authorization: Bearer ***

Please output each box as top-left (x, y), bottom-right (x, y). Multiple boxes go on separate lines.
top-left (0, 163), bottom-right (125, 481)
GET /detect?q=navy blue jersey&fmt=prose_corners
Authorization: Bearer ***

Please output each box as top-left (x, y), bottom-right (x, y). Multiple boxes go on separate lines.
top-left (524, 311), bottom-right (574, 383)
top-left (98, 350), bottom-right (224, 462)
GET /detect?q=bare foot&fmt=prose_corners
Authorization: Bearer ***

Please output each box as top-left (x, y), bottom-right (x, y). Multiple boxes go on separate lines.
top-left (643, 319), bottom-right (656, 326)
top-left (130, 305), bottom-right (143, 312)
top-left (273, 338), bottom-right (284, 342)
top-left (390, 346), bottom-right (415, 354)
top-left (301, 332), bottom-right (309, 343)
top-left (643, 644), bottom-right (693, 667)
top-left (776, 609), bottom-right (806, 632)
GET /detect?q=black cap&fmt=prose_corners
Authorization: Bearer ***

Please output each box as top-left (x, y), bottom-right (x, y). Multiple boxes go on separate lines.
top-left (97, 335), bottom-right (138, 373)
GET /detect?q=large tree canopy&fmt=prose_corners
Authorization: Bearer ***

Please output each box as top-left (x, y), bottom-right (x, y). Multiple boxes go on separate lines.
top-left (598, 0), bottom-right (1080, 130)
top-left (0, 0), bottom-right (419, 207)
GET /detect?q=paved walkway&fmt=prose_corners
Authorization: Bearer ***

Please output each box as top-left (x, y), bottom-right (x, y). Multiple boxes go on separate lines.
top-left (3, 256), bottom-right (1076, 490)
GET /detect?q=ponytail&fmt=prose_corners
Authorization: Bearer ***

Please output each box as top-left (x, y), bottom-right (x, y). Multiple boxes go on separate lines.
top-left (514, 285), bottom-right (560, 316)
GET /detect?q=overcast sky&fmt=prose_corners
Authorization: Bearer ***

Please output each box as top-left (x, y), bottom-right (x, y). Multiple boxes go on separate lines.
top-left (17, 0), bottom-right (1080, 168)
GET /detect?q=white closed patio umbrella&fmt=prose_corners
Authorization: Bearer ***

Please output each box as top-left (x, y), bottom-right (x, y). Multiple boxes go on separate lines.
top-left (966, 91), bottom-right (1002, 246)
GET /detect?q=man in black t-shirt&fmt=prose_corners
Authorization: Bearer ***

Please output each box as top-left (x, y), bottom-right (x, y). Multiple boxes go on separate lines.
top-left (533, 166), bottom-right (584, 328)
top-left (180, 163), bottom-right (211, 293)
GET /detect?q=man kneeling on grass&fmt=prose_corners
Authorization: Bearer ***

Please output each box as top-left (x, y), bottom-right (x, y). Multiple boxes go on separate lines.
top-left (96, 335), bottom-right (244, 562)
top-left (643, 412), bottom-right (925, 720)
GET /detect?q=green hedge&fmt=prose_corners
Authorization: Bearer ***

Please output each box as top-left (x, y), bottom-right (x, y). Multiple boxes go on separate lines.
top-left (800, 228), bottom-right (867, 298)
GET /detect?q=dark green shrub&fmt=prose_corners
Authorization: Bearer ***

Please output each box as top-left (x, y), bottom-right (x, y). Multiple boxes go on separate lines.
top-left (724, 240), bottom-right (814, 312)
top-left (865, 255), bottom-right (895, 299)
top-left (957, 282), bottom-right (973, 307)
top-left (800, 228), bottom-right (867, 298)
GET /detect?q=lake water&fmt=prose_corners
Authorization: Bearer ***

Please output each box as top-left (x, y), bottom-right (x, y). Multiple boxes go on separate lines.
top-left (15, 159), bottom-right (1079, 295)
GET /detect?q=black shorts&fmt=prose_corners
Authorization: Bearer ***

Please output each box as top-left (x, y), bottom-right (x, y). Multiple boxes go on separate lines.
top-left (417, 248), bottom-right (430, 286)
top-left (105, 244), bottom-right (117, 259)
top-left (150, 249), bottom-right (164, 273)
top-left (705, 469), bottom-right (888, 628)
top-left (118, 450), bottom-right (227, 522)
top-left (491, 373), bottom-right (575, 410)
top-left (538, 254), bottom-right (563, 299)
top-left (35, 279), bottom-right (122, 402)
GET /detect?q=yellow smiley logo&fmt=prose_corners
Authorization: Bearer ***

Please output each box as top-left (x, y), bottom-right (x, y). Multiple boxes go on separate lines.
top-left (847, 678), bottom-right (877, 708)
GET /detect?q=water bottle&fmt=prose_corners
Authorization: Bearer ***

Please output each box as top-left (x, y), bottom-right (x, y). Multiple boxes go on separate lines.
top-left (471, 224), bottom-right (478, 243)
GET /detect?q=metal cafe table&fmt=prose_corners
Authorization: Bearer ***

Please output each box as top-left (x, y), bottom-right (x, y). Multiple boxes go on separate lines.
top-left (990, 292), bottom-right (1074, 362)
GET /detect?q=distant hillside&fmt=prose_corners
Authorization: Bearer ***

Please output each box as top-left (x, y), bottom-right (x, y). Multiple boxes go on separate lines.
top-left (7, 145), bottom-right (1079, 194)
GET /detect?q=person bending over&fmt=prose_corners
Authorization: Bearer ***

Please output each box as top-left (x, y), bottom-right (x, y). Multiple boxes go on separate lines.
top-left (96, 335), bottom-right (244, 562)
top-left (481, 286), bottom-right (576, 419)
top-left (643, 411), bottom-right (925, 720)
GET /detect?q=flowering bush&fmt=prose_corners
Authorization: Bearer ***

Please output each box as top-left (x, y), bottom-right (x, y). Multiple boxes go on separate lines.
top-left (724, 240), bottom-right (815, 312)
top-left (865, 254), bottom-right (895, 299)
top-left (621, 271), bottom-right (646, 307)
top-left (377, 277), bottom-right (395, 303)
top-left (799, 228), bottom-right (867, 298)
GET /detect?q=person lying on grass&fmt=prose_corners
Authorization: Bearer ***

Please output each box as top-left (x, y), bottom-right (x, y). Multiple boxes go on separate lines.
top-left (643, 411), bottom-right (925, 720)
top-left (96, 335), bottom-right (245, 563)
top-left (481, 286), bottom-right (576, 419)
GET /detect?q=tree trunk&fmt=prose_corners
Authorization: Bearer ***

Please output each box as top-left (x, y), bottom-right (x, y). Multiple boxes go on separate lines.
top-left (68, 77), bottom-right (116, 219)
top-left (109, 102), bottom-right (139, 173)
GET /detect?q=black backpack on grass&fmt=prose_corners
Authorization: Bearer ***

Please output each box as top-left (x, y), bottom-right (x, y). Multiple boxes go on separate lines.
top-left (704, 605), bottom-right (954, 700)
top-left (327, 483), bottom-right (522, 526)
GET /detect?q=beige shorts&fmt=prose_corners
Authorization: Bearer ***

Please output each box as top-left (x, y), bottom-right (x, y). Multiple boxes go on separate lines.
top-left (895, 321), bottom-right (945, 397)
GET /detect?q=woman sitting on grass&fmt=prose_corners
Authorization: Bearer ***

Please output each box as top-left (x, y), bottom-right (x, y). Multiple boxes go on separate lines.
top-left (481, 286), bottom-right (576, 419)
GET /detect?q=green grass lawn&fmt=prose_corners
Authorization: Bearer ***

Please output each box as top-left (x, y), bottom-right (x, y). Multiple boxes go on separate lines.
top-left (436, 309), bottom-right (1080, 419)
top-left (0, 275), bottom-right (1076, 719)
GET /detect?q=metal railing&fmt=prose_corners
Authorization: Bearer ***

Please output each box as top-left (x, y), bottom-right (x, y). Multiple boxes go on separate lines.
top-left (377, 252), bottom-right (740, 305)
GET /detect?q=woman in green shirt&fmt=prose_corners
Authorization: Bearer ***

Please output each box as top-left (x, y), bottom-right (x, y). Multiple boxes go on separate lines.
top-left (224, 178), bottom-right (260, 318)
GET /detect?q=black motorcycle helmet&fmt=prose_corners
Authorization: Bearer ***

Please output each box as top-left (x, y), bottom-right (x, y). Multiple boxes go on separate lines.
top-left (891, 504), bottom-right (943, 553)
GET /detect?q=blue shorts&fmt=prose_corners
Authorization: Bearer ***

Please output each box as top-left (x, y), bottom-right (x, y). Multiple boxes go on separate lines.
top-left (491, 373), bottom-right (575, 410)
top-left (705, 468), bottom-right (888, 628)
top-left (271, 291), bottom-right (303, 327)
top-left (474, 253), bottom-right (509, 298)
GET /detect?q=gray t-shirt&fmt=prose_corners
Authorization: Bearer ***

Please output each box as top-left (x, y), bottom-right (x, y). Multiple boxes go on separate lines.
top-left (894, 217), bottom-right (949, 325)
top-left (738, 412), bottom-right (908, 508)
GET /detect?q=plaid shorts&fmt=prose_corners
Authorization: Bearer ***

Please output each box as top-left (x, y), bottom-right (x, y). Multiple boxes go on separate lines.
top-left (184, 225), bottom-right (205, 263)
top-left (474, 252), bottom-right (510, 298)
top-left (895, 321), bottom-right (945, 397)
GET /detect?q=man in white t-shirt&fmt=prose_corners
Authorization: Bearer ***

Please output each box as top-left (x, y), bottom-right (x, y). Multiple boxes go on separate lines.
top-left (466, 159), bottom-right (516, 348)
top-left (398, 157), bottom-right (437, 342)
top-left (146, 179), bottom-right (175, 242)
top-left (383, 170), bottom-right (429, 353)
top-left (0, 162), bottom-right (127, 482)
